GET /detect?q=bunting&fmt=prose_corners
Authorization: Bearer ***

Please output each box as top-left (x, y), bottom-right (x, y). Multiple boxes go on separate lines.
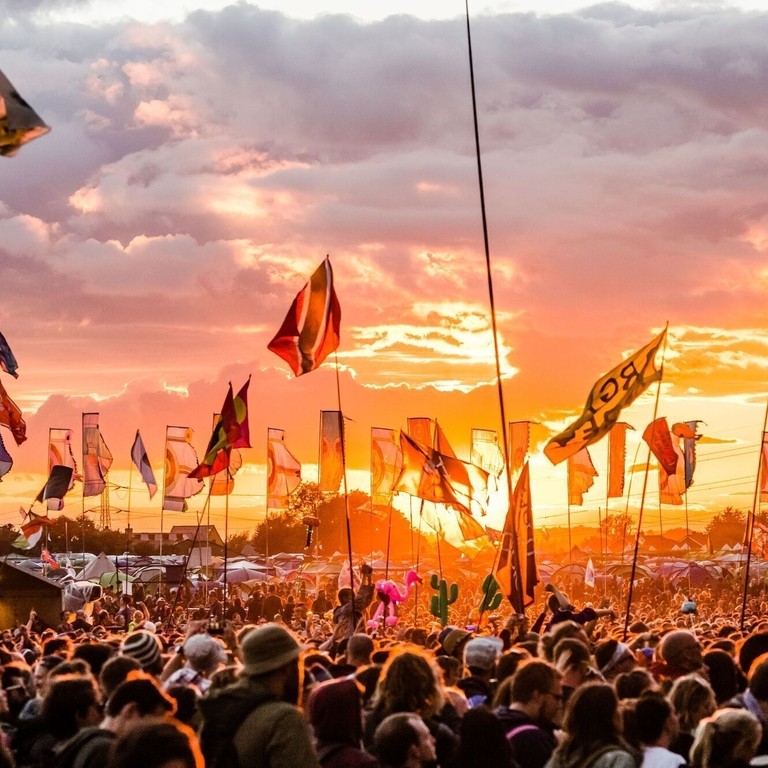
top-left (567, 447), bottom-right (598, 506)
top-left (0, 378), bottom-right (26, 445)
top-left (607, 423), bottom-right (632, 499)
top-left (267, 428), bottom-right (302, 509)
top-left (131, 430), bottom-right (158, 499)
top-left (495, 462), bottom-right (538, 612)
top-left (0, 70), bottom-right (51, 157)
top-left (642, 417), bottom-right (678, 476)
top-left (163, 426), bottom-right (204, 512)
top-left (188, 378), bottom-right (251, 479)
top-left (318, 410), bottom-right (344, 492)
top-left (267, 256), bottom-right (341, 376)
top-left (544, 329), bottom-right (666, 465)
top-left (371, 427), bottom-right (402, 510)
top-left (509, 421), bottom-right (531, 475)
top-left (0, 331), bottom-right (18, 378)
top-left (82, 413), bottom-right (113, 497)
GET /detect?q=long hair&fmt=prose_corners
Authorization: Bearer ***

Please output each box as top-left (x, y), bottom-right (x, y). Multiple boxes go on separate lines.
top-left (669, 674), bottom-right (716, 733)
top-left (550, 683), bottom-right (638, 768)
top-left (372, 647), bottom-right (444, 719)
top-left (690, 708), bottom-right (761, 768)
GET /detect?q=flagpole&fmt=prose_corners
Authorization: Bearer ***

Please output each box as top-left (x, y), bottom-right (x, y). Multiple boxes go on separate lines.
top-left (464, 0), bottom-right (525, 614)
top-left (623, 323), bottom-right (669, 640)
top-left (740, 399), bottom-right (768, 630)
top-left (126, 449), bottom-right (133, 594)
top-left (223, 468), bottom-right (230, 607)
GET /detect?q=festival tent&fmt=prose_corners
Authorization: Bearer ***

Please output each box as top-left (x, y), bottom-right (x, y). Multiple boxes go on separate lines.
top-left (78, 552), bottom-right (120, 581)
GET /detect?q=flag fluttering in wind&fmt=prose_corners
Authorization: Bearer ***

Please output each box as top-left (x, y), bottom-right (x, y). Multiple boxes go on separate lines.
top-left (659, 437), bottom-right (685, 505)
top-left (188, 378), bottom-right (251, 479)
top-left (673, 421), bottom-right (702, 490)
top-left (495, 462), bottom-right (538, 612)
top-left (41, 549), bottom-right (60, 569)
top-left (642, 417), bottom-right (678, 476)
top-left (0, 432), bottom-right (12, 480)
top-left (13, 509), bottom-right (54, 550)
top-left (471, 428), bottom-right (505, 480)
top-left (318, 410), bottom-right (344, 492)
top-left (211, 446), bottom-right (243, 496)
top-left (82, 413), bottom-right (113, 497)
top-left (35, 465), bottom-right (74, 507)
top-left (585, 558), bottom-right (596, 588)
top-left (370, 427), bottom-right (402, 510)
top-left (509, 421), bottom-right (531, 475)
top-left (434, 423), bottom-right (489, 511)
top-left (131, 430), bottom-right (158, 499)
top-left (0, 70), bottom-right (50, 157)
top-left (268, 256), bottom-right (341, 376)
top-left (47, 428), bottom-right (78, 511)
top-left (607, 423), bottom-right (632, 499)
top-left (267, 428), bottom-right (302, 509)
top-left (0, 378), bottom-right (26, 445)
top-left (567, 447), bottom-right (598, 506)
top-left (544, 329), bottom-right (666, 465)
top-left (408, 417), bottom-right (433, 448)
top-left (0, 331), bottom-right (18, 378)
top-left (163, 426), bottom-right (204, 512)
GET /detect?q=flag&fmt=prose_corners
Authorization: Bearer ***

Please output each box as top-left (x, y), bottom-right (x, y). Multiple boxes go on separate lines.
top-left (495, 462), bottom-right (538, 612)
top-left (319, 410), bottom-right (344, 492)
top-left (544, 329), bottom-right (666, 465)
top-left (267, 256), bottom-right (341, 376)
top-left (420, 504), bottom-right (487, 549)
top-left (371, 427), bottom-right (402, 509)
top-left (13, 510), bottom-right (54, 550)
top-left (434, 422), bottom-right (489, 510)
top-left (41, 549), bottom-right (60, 569)
top-left (761, 432), bottom-right (768, 504)
top-left (35, 465), bottom-right (74, 506)
top-left (0, 331), bottom-right (18, 378)
top-left (585, 557), bottom-right (596, 588)
top-left (470, 428), bottom-right (505, 479)
top-left (0, 432), bottom-right (11, 480)
top-left (188, 378), bottom-right (251, 479)
top-left (659, 436), bottom-right (685, 505)
top-left (0, 378), bottom-right (26, 445)
top-left (211, 446), bottom-right (243, 496)
top-left (163, 426), bottom-right (204, 512)
top-left (509, 421), bottom-right (531, 475)
top-left (82, 413), bottom-right (113, 497)
top-left (267, 428), bottom-right (302, 509)
top-left (0, 70), bottom-right (50, 157)
top-left (567, 447), bottom-right (598, 506)
top-left (642, 417), bottom-right (678, 476)
top-left (48, 428), bottom-right (79, 510)
top-left (607, 423), bottom-right (632, 498)
top-left (131, 430), bottom-right (158, 499)
top-left (408, 417), bottom-right (433, 449)
top-left (673, 421), bottom-right (702, 490)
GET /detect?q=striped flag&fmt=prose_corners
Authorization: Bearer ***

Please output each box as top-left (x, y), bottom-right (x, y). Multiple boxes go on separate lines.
top-left (131, 430), bottom-right (158, 499)
top-left (267, 256), bottom-right (341, 376)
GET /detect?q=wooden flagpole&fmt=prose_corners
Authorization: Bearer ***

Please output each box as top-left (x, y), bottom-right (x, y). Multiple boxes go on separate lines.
top-left (740, 400), bottom-right (768, 630)
top-left (623, 323), bottom-right (669, 640)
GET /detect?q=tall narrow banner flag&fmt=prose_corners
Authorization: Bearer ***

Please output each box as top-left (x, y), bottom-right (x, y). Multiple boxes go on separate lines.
top-left (567, 447), bottom-right (598, 506)
top-left (371, 427), bottom-right (402, 509)
top-left (642, 417), bottom-right (678, 476)
top-left (585, 558), bottom-right (596, 588)
top-left (607, 423), bottom-right (632, 499)
top-left (82, 413), bottom-right (113, 497)
top-left (267, 256), bottom-right (341, 376)
top-left (0, 432), bottom-right (11, 480)
top-left (163, 426), bottom-right (204, 512)
top-left (659, 436), bottom-right (685, 506)
top-left (509, 421), bottom-right (531, 475)
top-left (470, 428), bottom-right (505, 479)
top-left (13, 510), bottom-right (54, 550)
top-left (673, 421), bottom-right (702, 490)
top-left (408, 417), bottom-right (433, 449)
top-left (131, 430), bottom-right (157, 499)
top-left (544, 329), bottom-right (666, 465)
top-left (319, 410), bottom-right (344, 492)
top-left (0, 70), bottom-right (51, 157)
top-left (0, 331), bottom-right (18, 378)
top-left (0, 378), bottom-right (26, 445)
top-left (267, 428), bottom-right (302, 509)
top-left (189, 378), bottom-right (251, 479)
top-left (35, 465), bottom-right (74, 505)
top-left (760, 432), bottom-right (768, 504)
top-left (495, 462), bottom-right (538, 613)
top-left (48, 428), bottom-right (78, 510)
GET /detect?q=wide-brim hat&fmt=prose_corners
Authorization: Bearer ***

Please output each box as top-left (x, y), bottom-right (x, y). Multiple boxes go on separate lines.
top-left (240, 623), bottom-right (303, 676)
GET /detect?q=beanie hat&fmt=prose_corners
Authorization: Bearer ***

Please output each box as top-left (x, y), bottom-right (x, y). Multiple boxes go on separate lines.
top-left (120, 630), bottom-right (163, 671)
top-left (183, 633), bottom-right (227, 673)
top-left (241, 623), bottom-right (302, 676)
top-left (463, 637), bottom-right (503, 671)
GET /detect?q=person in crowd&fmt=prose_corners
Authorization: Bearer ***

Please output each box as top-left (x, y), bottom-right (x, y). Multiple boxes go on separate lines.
top-left (689, 709), bottom-right (761, 768)
top-left (107, 718), bottom-right (204, 768)
top-left (631, 692), bottom-right (685, 768)
top-left (373, 713), bottom-right (437, 768)
top-left (668, 674), bottom-right (717, 759)
top-left (450, 707), bottom-right (516, 768)
top-left (457, 636), bottom-right (503, 709)
top-left (163, 633), bottom-right (227, 695)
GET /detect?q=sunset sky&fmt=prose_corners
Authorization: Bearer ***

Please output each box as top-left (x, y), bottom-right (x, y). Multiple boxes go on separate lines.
top-left (2, 0), bottom-right (768, 549)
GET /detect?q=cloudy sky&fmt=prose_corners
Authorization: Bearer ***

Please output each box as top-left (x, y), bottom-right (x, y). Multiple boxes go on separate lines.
top-left (1, 0), bottom-right (768, 543)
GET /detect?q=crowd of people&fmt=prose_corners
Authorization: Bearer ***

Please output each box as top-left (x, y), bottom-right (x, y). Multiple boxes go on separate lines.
top-left (0, 559), bottom-right (767, 768)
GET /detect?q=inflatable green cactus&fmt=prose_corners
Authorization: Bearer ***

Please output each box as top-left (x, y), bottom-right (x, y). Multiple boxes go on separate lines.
top-left (430, 573), bottom-right (459, 626)
top-left (478, 573), bottom-right (503, 615)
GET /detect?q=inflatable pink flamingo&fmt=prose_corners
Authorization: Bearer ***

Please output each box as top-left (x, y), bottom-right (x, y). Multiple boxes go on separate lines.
top-left (367, 569), bottom-right (422, 629)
